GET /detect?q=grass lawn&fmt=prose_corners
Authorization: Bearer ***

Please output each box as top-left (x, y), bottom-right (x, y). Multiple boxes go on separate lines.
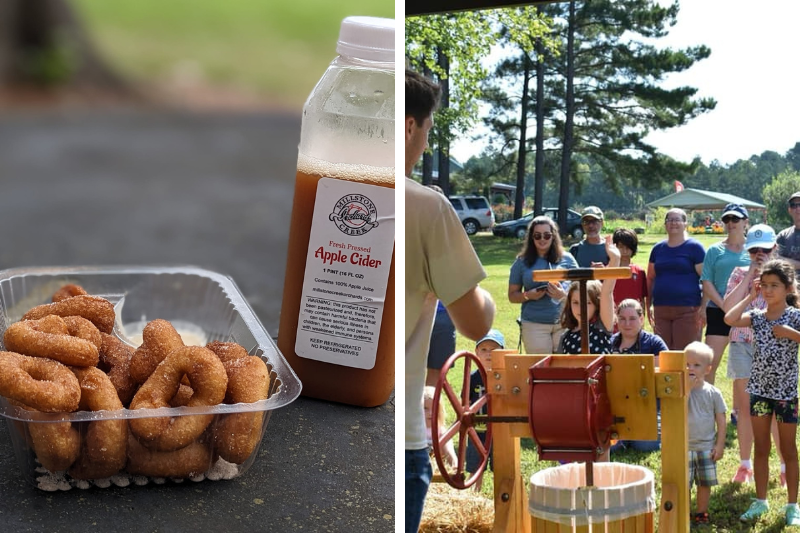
top-left (74, 0), bottom-right (394, 108)
top-left (441, 230), bottom-right (793, 531)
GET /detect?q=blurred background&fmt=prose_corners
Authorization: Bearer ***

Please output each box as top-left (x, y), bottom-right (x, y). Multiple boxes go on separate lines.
top-left (0, 3), bottom-right (395, 531)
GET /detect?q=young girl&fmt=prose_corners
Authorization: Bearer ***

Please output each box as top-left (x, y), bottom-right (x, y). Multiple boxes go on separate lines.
top-left (725, 259), bottom-right (800, 525)
top-left (559, 237), bottom-right (620, 354)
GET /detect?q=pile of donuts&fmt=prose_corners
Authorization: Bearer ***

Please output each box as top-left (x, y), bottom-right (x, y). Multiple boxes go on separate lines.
top-left (0, 284), bottom-right (270, 482)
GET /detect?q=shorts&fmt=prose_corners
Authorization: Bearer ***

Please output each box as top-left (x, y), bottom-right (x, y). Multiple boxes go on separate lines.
top-left (426, 308), bottom-right (456, 369)
top-left (688, 450), bottom-right (718, 487)
top-left (750, 394), bottom-right (799, 423)
top-left (726, 342), bottom-right (753, 379)
top-left (704, 306), bottom-right (731, 337)
top-left (466, 430), bottom-right (493, 473)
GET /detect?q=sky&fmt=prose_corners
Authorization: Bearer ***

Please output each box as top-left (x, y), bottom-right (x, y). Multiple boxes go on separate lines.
top-left (451, 1), bottom-right (800, 166)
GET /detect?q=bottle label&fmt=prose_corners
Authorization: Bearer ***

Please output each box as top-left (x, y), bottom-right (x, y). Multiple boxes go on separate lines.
top-left (295, 177), bottom-right (394, 369)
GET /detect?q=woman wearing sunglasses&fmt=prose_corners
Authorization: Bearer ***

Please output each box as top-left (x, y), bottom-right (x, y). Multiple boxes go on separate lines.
top-left (508, 216), bottom-right (577, 353)
top-left (722, 224), bottom-right (786, 487)
top-left (700, 203), bottom-right (751, 384)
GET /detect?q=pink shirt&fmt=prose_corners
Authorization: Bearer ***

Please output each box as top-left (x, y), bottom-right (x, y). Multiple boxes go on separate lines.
top-left (725, 266), bottom-right (765, 343)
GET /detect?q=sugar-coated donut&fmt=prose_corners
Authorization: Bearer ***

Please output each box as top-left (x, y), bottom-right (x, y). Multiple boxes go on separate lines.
top-left (213, 356), bottom-right (270, 464)
top-left (0, 351), bottom-right (80, 412)
top-left (129, 346), bottom-right (227, 451)
top-left (4, 316), bottom-right (99, 367)
top-left (51, 284), bottom-right (88, 303)
top-left (126, 433), bottom-right (212, 478)
top-left (97, 333), bottom-right (137, 407)
top-left (129, 319), bottom-right (184, 384)
top-left (68, 367), bottom-right (127, 480)
top-left (22, 294), bottom-right (115, 334)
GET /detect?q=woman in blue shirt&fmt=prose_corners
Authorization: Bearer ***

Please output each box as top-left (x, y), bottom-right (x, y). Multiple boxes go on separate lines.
top-left (508, 216), bottom-right (578, 353)
top-left (700, 203), bottom-right (750, 384)
top-left (647, 208), bottom-right (706, 350)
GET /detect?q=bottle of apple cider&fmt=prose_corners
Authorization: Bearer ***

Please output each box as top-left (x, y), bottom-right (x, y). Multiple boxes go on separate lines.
top-left (278, 17), bottom-right (395, 407)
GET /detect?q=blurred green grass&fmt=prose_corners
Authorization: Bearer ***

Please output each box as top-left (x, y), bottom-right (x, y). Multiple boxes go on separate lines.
top-left (74, 0), bottom-right (394, 108)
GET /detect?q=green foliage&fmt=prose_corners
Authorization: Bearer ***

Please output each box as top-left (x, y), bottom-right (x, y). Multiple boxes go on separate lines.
top-left (74, 0), bottom-right (392, 106)
top-left (762, 170), bottom-right (800, 229)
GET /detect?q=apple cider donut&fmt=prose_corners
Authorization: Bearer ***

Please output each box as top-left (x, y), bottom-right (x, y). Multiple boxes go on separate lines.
top-left (129, 346), bottom-right (227, 451)
top-left (62, 316), bottom-right (102, 351)
top-left (68, 367), bottom-right (127, 480)
top-left (213, 356), bottom-right (270, 464)
top-left (0, 351), bottom-right (80, 412)
top-left (4, 316), bottom-right (99, 367)
top-left (129, 319), bottom-right (185, 384)
top-left (206, 341), bottom-right (249, 363)
top-left (51, 284), bottom-right (88, 302)
top-left (28, 414), bottom-right (81, 473)
top-left (22, 294), bottom-right (115, 334)
top-left (98, 333), bottom-right (137, 407)
top-left (126, 433), bottom-right (211, 478)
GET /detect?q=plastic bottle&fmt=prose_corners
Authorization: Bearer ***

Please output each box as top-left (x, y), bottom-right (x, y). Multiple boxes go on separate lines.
top-left (278, 17), bottom-right (395, 407)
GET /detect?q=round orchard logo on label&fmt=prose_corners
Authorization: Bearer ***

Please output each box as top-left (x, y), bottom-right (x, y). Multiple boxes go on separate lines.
top-left (329, 194), bottom-right (379, 236)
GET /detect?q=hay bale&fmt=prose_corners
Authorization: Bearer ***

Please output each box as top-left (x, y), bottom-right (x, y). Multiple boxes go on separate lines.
top-left (419, 483), bottom-right (494, 533)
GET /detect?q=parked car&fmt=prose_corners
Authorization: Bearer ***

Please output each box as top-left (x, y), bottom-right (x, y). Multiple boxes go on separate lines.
top-left (449, 195), bottom-right (495, 235)
top-left (492, 208), bottom-right (584, 239)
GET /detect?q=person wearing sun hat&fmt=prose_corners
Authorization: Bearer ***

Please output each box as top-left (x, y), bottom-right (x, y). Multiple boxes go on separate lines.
top-left (722, 223), bottom-right (786, 488)
top-left (700, 202), bottom-right (750, 385)
top-left (569, 206), bottom-right (609, 267)
top-left (777, 191), bottom-right (800, 276)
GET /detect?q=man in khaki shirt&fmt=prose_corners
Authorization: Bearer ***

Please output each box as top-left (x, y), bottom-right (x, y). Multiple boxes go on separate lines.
top-left (405, 69), bottom-right (495, 533)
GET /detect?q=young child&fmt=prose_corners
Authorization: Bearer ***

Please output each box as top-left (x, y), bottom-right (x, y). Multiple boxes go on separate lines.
top-left (725, 259), bottom-right (800, 525)
top-left (559, 236), bottom-right (620, 354)
top-left (466, 329), bottom-right (505, 491)
top-left (685, 341), bottom-right (727, 525)
top-left (423, 386), bottom-right (457, 470)
top-left (611, 228), bottom-right (651, 326)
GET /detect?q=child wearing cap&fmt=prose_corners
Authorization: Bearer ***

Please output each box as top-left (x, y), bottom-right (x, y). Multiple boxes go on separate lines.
top-left (466, 329), bottom-right (505, 491)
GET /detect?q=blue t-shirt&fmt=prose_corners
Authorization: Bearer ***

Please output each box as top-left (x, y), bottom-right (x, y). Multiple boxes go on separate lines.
top-left (649, 239), bottom-right (706, 307)
top-left (700, 242), bottom-right (750, 308)
top-left (569, 241), bottom-right (609, 268)
top-left (509, 253), bottom-right (578, 324)
top-left (610, 330), bottom-right (668, 356)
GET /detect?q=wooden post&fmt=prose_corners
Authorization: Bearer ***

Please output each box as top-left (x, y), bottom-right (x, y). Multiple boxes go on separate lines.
top-left (492, 395), bottom-right (529, 533)
top-left (657, 351), bottom-right (689, 533)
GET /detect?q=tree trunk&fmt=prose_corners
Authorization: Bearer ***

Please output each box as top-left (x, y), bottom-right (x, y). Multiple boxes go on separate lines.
top-left (0, 0), bottom-right (131, 92)
top-left (422, 62), bottom-right (435, 186)
top-left (533, 6), bottom-right (546, 218)
top-left (558, 0), bottom-right (577, 234)
top-left (436, 48), bottom-right (451, 196)
top-left (513, 52), bottom-right (531, 220)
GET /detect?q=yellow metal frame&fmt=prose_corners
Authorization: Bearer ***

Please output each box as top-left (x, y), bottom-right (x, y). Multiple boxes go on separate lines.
top-left (486, 349), bottom-right (689, 533)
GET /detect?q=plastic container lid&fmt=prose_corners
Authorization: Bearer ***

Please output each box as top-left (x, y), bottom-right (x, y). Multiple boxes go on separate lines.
top-left (336, 16), bottom-right (394, 63)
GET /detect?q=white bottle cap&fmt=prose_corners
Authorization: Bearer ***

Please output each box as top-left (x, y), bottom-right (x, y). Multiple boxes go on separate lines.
top-left (336, 16), bottom-right (395, 63)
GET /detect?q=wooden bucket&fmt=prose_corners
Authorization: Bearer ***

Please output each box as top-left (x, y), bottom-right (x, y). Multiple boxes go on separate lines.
top-left (529, 462), bottom-right (654, 532)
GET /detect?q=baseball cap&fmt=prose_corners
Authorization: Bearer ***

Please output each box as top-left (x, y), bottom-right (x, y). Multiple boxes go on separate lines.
top-left (721, 203), bottom-right (748, 219)
top-left (790, 192), bottom-right (800, 203)
top-left (745, 224), bottom-right (777, 250)
top-left (581, 206), bottom-right (604, 221)
top-left (476, 329), bottom-right (505, 349)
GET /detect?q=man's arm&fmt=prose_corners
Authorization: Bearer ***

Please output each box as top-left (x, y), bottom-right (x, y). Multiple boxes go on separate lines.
top-left (446, 286), bottom-right (496, 342)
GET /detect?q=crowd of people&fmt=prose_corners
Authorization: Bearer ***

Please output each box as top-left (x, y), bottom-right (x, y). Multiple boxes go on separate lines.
top-left (405, 68), bottom-right (800, 530)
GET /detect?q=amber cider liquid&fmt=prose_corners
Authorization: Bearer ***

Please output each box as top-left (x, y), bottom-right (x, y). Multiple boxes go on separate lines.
top-left (278, 155), bottom-right (394, 407)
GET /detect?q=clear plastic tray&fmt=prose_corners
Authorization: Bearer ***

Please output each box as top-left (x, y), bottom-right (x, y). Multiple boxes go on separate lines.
top-left (0, 266), bottom-right (301, 490)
